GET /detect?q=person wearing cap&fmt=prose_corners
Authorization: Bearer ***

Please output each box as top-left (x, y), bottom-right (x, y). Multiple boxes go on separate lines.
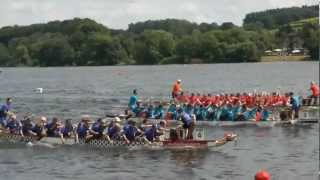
top-left (308, 81), bottom-right (319, 105)
top-left (86, 118), bottom-right (108, 142)
top-left (5, 113), bottom-right (22, 135)
top-left (76, 115), bottom-right (91, 140)
top-left (172, 79), bottom-right (183, 99)
top-left (0, 97), bottom-right (13, 127)
top-left (106, 117), bottom-right (122, 142)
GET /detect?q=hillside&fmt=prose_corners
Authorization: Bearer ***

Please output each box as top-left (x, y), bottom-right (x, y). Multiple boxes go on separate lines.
top-left (243, 5), bottom-right (318, 29)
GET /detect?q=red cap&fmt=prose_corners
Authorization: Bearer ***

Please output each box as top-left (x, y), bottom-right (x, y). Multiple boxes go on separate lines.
top-left (255, 170), bottom-right (270, 180)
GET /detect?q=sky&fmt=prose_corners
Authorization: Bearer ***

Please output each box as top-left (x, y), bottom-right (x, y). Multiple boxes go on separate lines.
top-left (0, 0), bottom-right (317, 29)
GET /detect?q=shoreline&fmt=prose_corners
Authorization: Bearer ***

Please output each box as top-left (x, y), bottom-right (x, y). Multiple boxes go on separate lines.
top-left (0, 58), bottom-right (317, 68)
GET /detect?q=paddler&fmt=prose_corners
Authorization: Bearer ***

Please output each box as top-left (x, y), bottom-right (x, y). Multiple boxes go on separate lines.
top-left (308, 81), bottom-right (319, 105)
top-left (21, 116), bottom-right (35, 137)
top-left (106, 117), bottom-right (122, 142)
top-left (0, 97), bottom-right (13, 127)
top-left (31, 116), bottom-right (47, 140)
top-left (122, 120), bottom-right (142, 144)
top-left (143, 124), bottom-right (157, 143)
top-left (86, 118), bottom-right (108, 142)
top-left (5, 113), bottom-right (22, 135)
top-left (60, 119), bottom-right (74, 138)
top-left (172, 79), bottom-right (183, 99)
top-left (45, 117), bottom-right (61, 137)
top-left (176, 107), bottom-right (195, 140)
top-left (76, 115), bottom-right (91, 140)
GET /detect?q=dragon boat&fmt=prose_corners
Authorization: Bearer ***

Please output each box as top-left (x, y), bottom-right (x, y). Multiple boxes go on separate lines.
top-left (0, 129), bottom-right (238, 149)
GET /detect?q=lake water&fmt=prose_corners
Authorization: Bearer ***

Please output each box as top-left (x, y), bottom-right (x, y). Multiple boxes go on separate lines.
top-left (0, 61), bottom-right (319, 180)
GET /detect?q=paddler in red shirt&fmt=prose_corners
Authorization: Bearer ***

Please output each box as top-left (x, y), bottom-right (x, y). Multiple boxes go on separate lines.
top-left (308, 81), bottom-right (319, 105)
top-left (172, 79), bottom-right (183, 99)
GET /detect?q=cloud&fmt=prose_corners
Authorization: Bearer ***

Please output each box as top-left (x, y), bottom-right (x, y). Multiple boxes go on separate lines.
top-left (0, 0), bottom-right (316, 29)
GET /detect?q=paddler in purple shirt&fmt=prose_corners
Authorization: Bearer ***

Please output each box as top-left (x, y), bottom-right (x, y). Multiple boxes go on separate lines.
top-left (0, 98), bottom-right (13, 127)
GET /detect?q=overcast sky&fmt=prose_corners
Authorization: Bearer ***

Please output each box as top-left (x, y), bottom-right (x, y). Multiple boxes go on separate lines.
top-left (0, 0), bottom-right (317, 29)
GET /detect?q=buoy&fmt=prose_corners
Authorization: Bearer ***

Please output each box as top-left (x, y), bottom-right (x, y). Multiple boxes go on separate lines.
top-left (255, 170), bottom-right (270, 180)
top-left (36, 88), bottom-right (43, 94)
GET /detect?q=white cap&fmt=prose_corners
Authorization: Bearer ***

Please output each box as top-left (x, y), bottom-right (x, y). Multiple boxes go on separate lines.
top-left (114, 117), bottom-right (121, 123)
top-left (177, 79), bottom-right (181, 82)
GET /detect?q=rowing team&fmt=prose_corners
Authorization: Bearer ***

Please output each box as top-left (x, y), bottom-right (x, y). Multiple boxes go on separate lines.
top-left (171, 80), bottom-right (319, 107)
top-left (128, 91), bottom-right (303, 121)
top-left (0, 112), bottom-right (196, 144)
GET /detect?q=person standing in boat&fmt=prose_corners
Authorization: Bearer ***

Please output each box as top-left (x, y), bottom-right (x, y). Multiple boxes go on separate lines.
top-left (0, 98), bottom-right (13, 127)
top-left (176, 107), bottom-right (195, 139)
top-left (289, 92), bottom-right (300, 120)
top-left (308, 81), bottom-right (319, 105)
top-left (172, 79), bottom-right (183, 99)
top-left (128, 89), bottom-right (139, 114)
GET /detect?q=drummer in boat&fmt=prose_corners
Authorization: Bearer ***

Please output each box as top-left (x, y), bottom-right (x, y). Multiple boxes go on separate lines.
top-left (172, 79), bottom-right (183, 100)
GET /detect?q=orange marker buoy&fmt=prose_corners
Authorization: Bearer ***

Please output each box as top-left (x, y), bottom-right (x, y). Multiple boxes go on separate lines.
top-left (255, 170), bottom-right (270, 180)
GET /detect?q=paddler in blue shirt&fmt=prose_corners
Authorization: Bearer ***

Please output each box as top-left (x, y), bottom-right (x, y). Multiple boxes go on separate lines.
top-left (166, 102), bottom-right (177, 120)
top-left (122, 120), bottom-right (142, 144)
top-left (76, 115), bottom-right (91, 140)
top-left (60, 119), bottom-right (74, 138)
top-left (128, 89), bottom-right (138, 113)
top-left (106, 117), bottom-right (122, 142)
top-left (153, 104), bottom-right (164, 119)
top-left (86, 118), bottom-right (108, 142)
top-left (0, 98), bottom-right (13, 127)
top-left (143, 124), bottom-right (157, 143)
top-left (176, 107), bottom-right (195, 139)
top-left (5, 113), bottom-right (22, 135)
top-left (31, 116), bottom-right (47, 140)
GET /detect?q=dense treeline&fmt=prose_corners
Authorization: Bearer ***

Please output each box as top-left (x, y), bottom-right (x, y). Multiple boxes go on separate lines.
top-left (243, 5), bottom-right (318, 29)
top-left (0, 5), bottom-right (318, 67)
